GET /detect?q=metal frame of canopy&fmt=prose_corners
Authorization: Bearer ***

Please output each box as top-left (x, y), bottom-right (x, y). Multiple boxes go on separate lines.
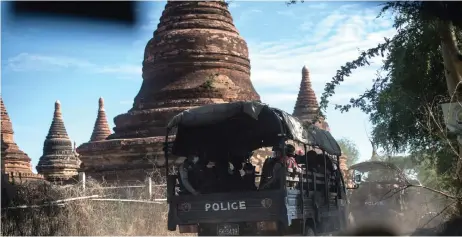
top-left (164, 101), bottom-right (341, 156)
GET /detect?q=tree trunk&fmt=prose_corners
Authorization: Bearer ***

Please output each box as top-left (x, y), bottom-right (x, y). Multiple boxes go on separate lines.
top-left (439, 20), bottom-right (462, 99)
top-left (439, 20), bottom-right (462, 182)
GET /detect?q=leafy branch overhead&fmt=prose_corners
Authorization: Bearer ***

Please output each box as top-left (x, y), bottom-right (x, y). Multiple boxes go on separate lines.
top-left (288, 0), bottom-right (462, 213)
top-left (317, 1), bottom-right (462, 114)
top-left (292, 1), bottom-right (462, 155)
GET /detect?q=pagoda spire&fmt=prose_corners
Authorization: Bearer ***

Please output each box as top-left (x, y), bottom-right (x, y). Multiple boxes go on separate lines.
top-left (46, 100), bottom-right (69, 139)
top-left (293, 66), bottom-right (319, 124)
top-left (37, 100), bottom-right (80, 181)
top-left (90, 97), bottom-right (112, 141)
top-left (1, 98), bottom-right (31, 173)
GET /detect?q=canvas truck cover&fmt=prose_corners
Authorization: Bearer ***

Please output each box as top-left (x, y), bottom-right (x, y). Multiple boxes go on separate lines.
top-left (167, 101), bottom-right (342, 156)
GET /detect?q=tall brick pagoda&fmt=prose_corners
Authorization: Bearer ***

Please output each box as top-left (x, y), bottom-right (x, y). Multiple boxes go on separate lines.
top-left (1, 97), bottom-right (43, 183)
top-left (36, 101), bottom-right (80, 182)
top-left (90, 97), bottom-right (112, 141)
top-left (292, 66), bottom-right (346, 174)
top-left (293, 65), bottom-right (331, 130)
top-left (293, 66), bottom-right (320, 123)
top-left (77, 1), bottom-right (263, 182)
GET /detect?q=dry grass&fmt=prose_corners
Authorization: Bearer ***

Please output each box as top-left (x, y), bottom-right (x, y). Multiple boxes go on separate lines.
top-left (1, 177), bottom-right (193, 236)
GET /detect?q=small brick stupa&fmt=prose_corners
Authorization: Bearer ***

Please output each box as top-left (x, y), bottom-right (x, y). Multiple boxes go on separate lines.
top-left (292, 66), bottom-right (346, 174)
top-left (36, 101), bottom-right (80, 182)
top-left (1, 97), bottom-right (43, 183)
top-left (90, 97), bottom-right (112, 142)
top-left (293, 66), bottom-right (320, 124)
top-left (293, 66), bottom-right (331, 130)
top-left (77, 1), bottom-right (262, 182)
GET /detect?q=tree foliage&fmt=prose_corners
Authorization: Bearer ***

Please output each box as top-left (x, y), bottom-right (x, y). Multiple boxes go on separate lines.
top-left (337, 138), bottom-right (360, 166)
top-left (308, 2), bottom-right (462, 182)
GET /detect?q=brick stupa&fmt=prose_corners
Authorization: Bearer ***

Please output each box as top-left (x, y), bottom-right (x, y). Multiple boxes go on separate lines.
top-left (293, 66), bottom-right (320, 123)
top-left (77, 1), bottom-right (263, 182)
top-left (36, 101), bottom-right (80, 182)
top-left (90, 97), bottom-right (112, 141)
top-left (293, 66), bottom-right (331, 130)
top-left (292, 66), bottom-right (346, 174)
top-left (1, 97), bottom-right (43, 183)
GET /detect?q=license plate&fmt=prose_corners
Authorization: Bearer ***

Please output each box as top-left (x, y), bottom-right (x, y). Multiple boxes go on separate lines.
top-left (217, 223), bottom-right (239, 236)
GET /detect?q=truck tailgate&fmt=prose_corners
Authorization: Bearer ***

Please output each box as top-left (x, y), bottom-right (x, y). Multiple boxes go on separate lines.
top-left (171, 190), bottom-right (285, 224)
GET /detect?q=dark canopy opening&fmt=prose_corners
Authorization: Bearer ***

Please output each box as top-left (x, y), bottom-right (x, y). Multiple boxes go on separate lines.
top-left (171, 103), bottom-right (283, 160)
top-left (167, 101), bottom-right (342, 160)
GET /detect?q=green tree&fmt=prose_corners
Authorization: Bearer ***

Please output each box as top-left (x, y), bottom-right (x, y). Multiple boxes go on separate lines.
top-left (337, 138), bottom-right (360, 166)
top-left (306, 2), bottom-right (462, 188)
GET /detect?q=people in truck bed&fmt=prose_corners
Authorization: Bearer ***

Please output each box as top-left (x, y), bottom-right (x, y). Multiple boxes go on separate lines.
top-left (304, 150), bottom-right (319, 171)
top-left (243, 162), bottom-right (257, 190)
top-left (259, 145), bottom-right (300, 189)
top-left (281, 144), bottom-right (300, 171)
top-left (179, 155), bottom-right (200, 195)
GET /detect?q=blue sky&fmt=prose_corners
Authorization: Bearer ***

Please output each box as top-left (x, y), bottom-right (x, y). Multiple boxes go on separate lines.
top-left (1, 1), bottom-right (396, 172)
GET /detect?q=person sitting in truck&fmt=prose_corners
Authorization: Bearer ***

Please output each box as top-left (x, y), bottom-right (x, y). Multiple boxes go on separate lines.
top-left (229, 159), bottom-right (245, 191)
top-left (179, 155), bottom-right (200, 195)
top-left (304, 150), bottom-right (319, 172)
top-left (258, 155), bottom-right (276, 189)
top-left (282, 144), bottom-right (300, 169)
top-left (259, 144), bottom-right (301, 190)
top-left (212, 158), bottom-right (235, 192)
top-left (243, 162), bottom-right (257, 191)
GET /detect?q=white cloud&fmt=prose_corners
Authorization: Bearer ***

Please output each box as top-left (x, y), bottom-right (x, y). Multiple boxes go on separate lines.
top-left (6, 53), bottom-right (93, 72)
top-left (5, 53), bottom-right (142, 78)
top-left (248, 8), bottom-right (396, 99)
top-left (97, 65), bottom-right (141, 75)
top-left (235, 8), bottom-right (264, 25)
top-left (245, 4), bottom-right (395, 162)
top-left (228, 2), bottom-right (240, 9)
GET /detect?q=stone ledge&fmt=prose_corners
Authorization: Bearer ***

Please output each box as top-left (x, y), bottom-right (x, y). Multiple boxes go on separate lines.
top-left (77, 136), bottom-right (167, 153)
top-left (5, 172), bottom-right (44, 183)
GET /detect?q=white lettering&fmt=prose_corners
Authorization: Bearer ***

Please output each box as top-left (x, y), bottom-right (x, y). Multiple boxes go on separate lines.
top-left (239, 201), bottom-right (246, 210)
top-left (204, 201), bottom-right (247, 211)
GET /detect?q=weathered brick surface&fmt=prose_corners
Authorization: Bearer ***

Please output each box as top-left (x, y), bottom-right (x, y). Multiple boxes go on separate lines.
top-left (78, 1), bottom-right (262, 182)
top-left (292, 66), bottom-right (345, 173)
top-left (112, 0), bottom-right (260, 139)
top-left (36, 101), bottom-right (81, 182)
top-left (293, 66), bottom-right (319, 124)
top-left (1, 97), bottom-right (43, 183)
top-left (90, 97), bottom-right (112, 141)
